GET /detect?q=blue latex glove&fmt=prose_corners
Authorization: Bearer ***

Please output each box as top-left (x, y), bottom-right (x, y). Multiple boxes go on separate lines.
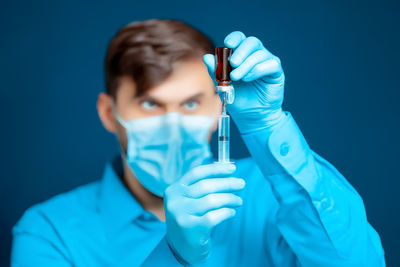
top-left (203, 31), bottom-right (287, 135)
top-left (164, 163), bottom-right (245, 265)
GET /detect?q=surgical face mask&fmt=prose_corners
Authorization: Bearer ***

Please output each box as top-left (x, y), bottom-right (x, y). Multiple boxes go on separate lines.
top-left (114, 110), bottom-right (215, 197)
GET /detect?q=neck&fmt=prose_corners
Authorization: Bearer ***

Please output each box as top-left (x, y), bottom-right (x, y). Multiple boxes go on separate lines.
top-left (121, 155), bottom-right (165, 222)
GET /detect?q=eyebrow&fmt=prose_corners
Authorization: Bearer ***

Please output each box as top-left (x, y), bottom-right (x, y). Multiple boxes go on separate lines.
top-left (136, 92), bottom-right (205, 105)
top-left (180, 92), bottom-right (205, 103)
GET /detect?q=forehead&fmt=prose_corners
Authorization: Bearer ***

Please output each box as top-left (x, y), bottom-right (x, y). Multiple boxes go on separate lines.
top-left (118, 59), bottom-right (215, 102)
top-left (152, 58), bottom-right (214, 96)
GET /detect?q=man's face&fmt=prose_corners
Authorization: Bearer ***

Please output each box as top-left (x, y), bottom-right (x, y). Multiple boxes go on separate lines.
top-left (97, 58), bottom-right (222, 152)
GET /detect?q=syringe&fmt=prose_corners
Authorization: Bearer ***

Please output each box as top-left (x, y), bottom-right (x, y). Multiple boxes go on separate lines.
top-left (218, 97), bottom-right (230, 162)
top-left (215, 47), bottom-right (235, 163)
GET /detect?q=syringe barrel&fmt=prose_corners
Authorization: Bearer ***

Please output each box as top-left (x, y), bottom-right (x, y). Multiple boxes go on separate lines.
top-left (218, 113), bottom-right (230, 139)
top-left (218, 113), bottom-right (230, 162)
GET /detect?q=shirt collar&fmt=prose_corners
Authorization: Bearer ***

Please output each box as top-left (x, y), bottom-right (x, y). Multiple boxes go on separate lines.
top-left (97, 154), bottom-right (217, 231)
top-left (98, 155), bottom-right (145, 230)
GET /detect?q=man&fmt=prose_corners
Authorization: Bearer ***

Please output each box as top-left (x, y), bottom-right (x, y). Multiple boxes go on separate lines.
top-left (11, 19), bottom-right (385, 266)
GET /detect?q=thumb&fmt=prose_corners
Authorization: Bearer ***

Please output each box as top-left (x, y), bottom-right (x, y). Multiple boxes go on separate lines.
top-left (203, 54), bottom-right (217, 85)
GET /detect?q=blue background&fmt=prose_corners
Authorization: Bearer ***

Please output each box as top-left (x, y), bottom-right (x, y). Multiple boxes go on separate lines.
top-left (1, 0), bottom-right (398, 266)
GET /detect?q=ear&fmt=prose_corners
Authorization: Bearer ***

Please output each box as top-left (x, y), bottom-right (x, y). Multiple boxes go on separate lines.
top-left (97, 92), bottom-right (117, 134)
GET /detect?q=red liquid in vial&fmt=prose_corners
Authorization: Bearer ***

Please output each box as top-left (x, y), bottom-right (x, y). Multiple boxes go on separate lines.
top-left (215, 47), bottom-right (233, 85)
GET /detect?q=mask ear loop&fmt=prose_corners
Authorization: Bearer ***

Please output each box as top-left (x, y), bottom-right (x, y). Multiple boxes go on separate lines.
top-left (110, 101), bottom-right (129, 129)
top-left (110, 101), bottom-right (130, 163)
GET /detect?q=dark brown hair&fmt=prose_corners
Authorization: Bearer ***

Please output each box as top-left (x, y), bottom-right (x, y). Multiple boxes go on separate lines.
top-left (105, 19), bottom-right (215, 98)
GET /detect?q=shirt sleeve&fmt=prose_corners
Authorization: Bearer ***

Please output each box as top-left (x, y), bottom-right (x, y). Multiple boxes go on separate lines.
top-left (240, 111), bottom-right (386, 266)
top-left (11, 207), bottom-right (73, 267)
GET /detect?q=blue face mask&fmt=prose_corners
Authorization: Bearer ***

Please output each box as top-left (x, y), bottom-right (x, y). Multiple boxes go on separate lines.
top-left (114, 111), bottom-right (215, 197)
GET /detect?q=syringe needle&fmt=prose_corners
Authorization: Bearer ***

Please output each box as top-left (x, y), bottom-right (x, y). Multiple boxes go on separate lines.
top-left (222, 96), bottom-right (227, 114)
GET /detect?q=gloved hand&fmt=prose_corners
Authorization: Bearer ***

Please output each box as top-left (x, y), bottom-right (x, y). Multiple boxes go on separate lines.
top-left (203, 31), bottom-right (287, 135)
top-left (164, 163), bottom-right (245, 265)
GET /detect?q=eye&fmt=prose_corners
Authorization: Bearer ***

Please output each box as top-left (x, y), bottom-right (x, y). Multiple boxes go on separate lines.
top-left (141, 100), bottom-right (157, 110)
top-left (183, 100), bottom-right (199, 111)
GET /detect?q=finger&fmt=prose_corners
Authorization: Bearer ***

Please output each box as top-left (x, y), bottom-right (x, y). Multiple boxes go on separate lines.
top-left (242, 57), bottom-right (283, 82)
top-left (200, 208), bottom-right (237, 229)
top-left (229, 36), bottom-right (267, 68)
top-left (230, 49), bottom-right (271, 81)
top-left (203, 54), bottom-right (216, 85)
top-left (224, 31), bottom-right (246, 49)
top-left (190, 193), bottom-right (243, 216)
top-left (181, 163), bottom-right (236, 186)
top-left (186, 177), bottom-right (245, 198)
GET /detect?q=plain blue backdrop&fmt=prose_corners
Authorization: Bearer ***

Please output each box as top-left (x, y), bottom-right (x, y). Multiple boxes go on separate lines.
top-left (1, 0), bottom-right (399, 266)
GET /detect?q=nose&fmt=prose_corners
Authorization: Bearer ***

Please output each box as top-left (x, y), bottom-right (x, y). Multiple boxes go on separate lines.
top-left (164, 103), bottom-right (181, 114)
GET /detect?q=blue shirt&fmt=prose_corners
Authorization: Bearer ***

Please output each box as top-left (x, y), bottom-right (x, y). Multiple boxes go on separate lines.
top-left (11, 113), bottom-right (385, 266)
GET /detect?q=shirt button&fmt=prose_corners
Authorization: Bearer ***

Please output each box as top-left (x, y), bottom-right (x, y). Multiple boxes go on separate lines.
top-left (321, 198), bottom-right (332, 210)
top-left (280, 142), bottom-right (290, 156)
